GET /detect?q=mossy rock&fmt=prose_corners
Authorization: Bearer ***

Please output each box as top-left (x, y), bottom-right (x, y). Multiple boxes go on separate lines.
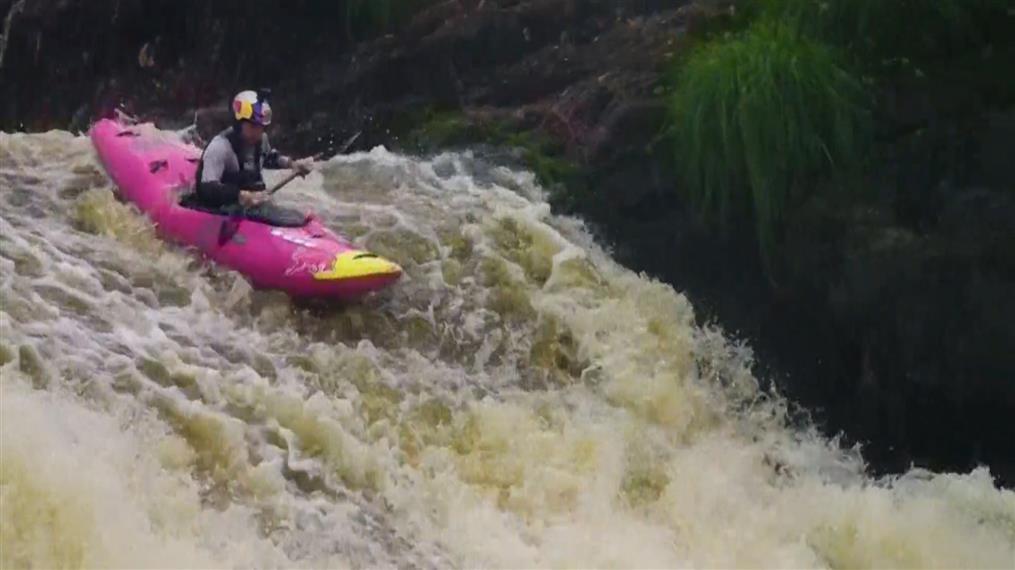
top-left (359, 383), bottom-right (403, 425)
top-left (398, 398), bottom-right (455, 465)
top-left (478, 256), bottom-right (515, 288)
top-left (404, 108), bottom-right (580, 190)
top-left (621, 466), bottom-right (670, 506)
top-left (488, 217), bottom-right (558, 286)
top-left (528, 316), bottom-right (587, 386)
top-left (18, 345), bottom-right (51, 388)
top-left (486, 285), bottom-right (536, 323)
top-left (138, 356), bottom-right (201, 399)
top-left (286, 354), bottom-right (320, 374)
top-left (547, 257), bottom-right (611, 295)
top-left (0, 343), bottom-right (16, 366)
top-left (366, 228), bottom-right (440, 266)
top-left (441, 258), bottom-right (464, 286)
top-left (437, 225), bottom-right (475, 261)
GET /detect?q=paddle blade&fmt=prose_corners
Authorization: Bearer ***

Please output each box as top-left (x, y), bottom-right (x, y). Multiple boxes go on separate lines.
top-left (218, 218), bottom-right (241, 246)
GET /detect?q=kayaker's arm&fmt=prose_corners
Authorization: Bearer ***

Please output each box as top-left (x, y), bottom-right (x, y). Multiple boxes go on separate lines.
top-left (261, 135), bottom-right (312, 175)
top-left (261, 135), bottom-right (292, 170)
top-left (263, 149), bottom-right (292, 170)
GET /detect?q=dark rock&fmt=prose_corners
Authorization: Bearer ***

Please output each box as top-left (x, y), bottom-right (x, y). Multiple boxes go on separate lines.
top-left (971, 110), bottom-right (1015, 189)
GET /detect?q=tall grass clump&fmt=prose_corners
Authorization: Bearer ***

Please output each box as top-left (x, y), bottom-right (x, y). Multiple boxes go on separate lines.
top-left (669, 21), bottom-right (869, 260)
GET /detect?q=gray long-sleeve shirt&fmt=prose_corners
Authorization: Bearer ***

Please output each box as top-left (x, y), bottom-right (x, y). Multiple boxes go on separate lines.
top-left (200, 133), bottom-right (291, 183)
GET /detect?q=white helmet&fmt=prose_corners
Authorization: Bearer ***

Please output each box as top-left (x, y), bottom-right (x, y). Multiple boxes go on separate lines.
top-left (231, 90), bottom-right (272, 126)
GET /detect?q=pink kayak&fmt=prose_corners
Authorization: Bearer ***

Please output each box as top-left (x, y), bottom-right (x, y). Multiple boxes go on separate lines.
top-left (90, 118), bottom-right (401, 299)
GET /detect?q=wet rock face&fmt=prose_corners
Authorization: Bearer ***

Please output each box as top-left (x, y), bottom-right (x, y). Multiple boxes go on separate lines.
top-left (794, 188), bottom-right (1015, 483)
top-left (0, 0), bottom-right (358, 132)
top-left (271, 0), bottom-right (706, 155)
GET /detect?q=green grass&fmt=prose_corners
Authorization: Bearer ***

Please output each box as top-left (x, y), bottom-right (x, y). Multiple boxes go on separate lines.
top-left (405, 108), bottom-right (581, 191)
top-left (404, 109), bottom-right (482, 148)
top-left (668, 20), bottom-right (870, 260)
top-left (501, 130), bottom-right (580, 190)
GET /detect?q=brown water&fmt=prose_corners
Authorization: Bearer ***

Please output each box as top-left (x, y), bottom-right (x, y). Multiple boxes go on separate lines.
top-left (1, 129), bottom-right (1013, 568)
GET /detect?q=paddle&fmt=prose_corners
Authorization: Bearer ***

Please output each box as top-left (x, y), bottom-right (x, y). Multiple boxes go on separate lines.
top-left (216, 165), bottom-right (311, 245)
top-left (216, 130), bottom-right (362, 245)
top-left (265, 160), bottom-right (314, 196)
top-left (265, 130), bottom-right (362, 196)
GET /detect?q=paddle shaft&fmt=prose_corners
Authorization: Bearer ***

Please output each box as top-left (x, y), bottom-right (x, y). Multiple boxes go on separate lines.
top-left (267, 170), bottom-right (302, 195)
top-left (217, 131), bottom-right (360, 245)
top-left (265, 146), bottom-right (337, 195)
top-left (260, 129), bottom-right (363, 196)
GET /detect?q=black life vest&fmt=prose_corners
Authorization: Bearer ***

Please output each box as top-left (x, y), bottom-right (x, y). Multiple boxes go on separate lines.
top-left (195, 125), bottom-right (265, 191)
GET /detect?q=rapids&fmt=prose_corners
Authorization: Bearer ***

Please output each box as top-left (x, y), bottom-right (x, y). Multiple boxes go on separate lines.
top-left (1, 129), bottom-right (1013, 568)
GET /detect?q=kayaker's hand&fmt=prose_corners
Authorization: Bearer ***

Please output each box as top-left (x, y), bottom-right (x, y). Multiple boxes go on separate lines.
top-left (239, 190), bottom-right (267, 208)
top-left (293, 158), bottom-right (314, 177)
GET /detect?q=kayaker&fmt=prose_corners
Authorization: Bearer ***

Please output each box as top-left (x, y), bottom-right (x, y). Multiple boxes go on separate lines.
top-left (194, 89), bottom-right (312, 210)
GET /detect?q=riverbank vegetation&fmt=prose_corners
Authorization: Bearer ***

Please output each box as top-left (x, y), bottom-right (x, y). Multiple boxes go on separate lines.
top-left (665, 0), bottom-right (1013, 265)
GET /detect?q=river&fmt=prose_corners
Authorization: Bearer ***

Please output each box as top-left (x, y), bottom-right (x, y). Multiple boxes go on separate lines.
top-left (1, 129), bottom-right (1013, 568)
